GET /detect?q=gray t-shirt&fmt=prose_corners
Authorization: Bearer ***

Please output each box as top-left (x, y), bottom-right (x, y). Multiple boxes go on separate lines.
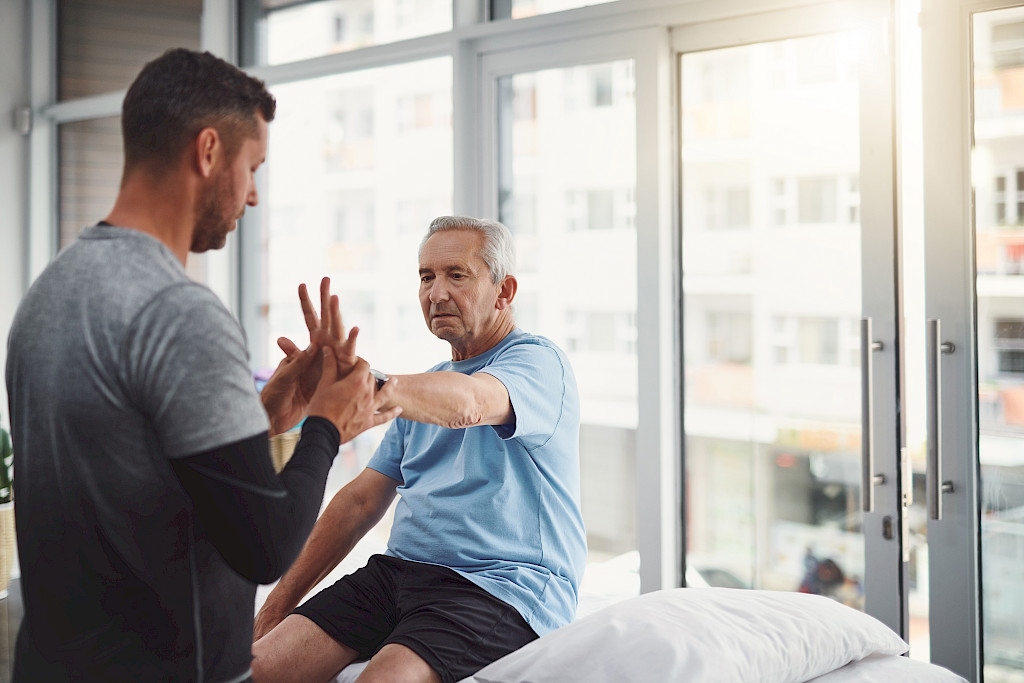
top-left (6, 224), bottom-right (268, 682)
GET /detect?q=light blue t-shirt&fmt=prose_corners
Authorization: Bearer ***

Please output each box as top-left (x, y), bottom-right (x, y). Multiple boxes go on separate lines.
top-left (367, 329), bottom-right (586, 636)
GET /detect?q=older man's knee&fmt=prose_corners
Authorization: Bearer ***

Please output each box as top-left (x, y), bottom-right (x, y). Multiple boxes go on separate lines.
top-left (251, 614), bottom-right (358, 683)
top-left (357, 643), bottom-right (442, 683)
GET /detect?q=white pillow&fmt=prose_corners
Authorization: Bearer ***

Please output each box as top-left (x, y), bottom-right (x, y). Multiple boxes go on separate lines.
top-left (462, 587), bottom-right (908, 683)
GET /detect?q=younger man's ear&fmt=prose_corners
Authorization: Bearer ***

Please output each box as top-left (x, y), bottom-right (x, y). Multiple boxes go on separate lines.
top-left (194, 127), bottom-right (222, 179)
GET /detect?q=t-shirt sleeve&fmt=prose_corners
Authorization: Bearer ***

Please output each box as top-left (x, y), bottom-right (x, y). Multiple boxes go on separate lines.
top-left (122, 283), bottom-right (269, 458)
top-left (478, 340), bottom-right (568, 449)
top-left (366, 418), bottom-right (406, 483)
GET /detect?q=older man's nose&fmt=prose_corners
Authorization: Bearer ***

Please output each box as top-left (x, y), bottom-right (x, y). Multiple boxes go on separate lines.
top-left (429, 280), bottom-right (450, 302)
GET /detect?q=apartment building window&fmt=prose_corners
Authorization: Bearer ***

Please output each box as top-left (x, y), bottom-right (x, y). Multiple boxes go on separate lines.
top-left (513, 79), bottom-right (538, 121)
top-left (511, 194), bottom-right (538, 237)
top-left (1016, 169), bottom-right (1024, 223)
top-left (333, 201), bottom-right (375, 244)
top-left (843, 176), bottom-right (860, 224)
top-left (771, 178), bottom-right (791, 225)
top-left (771, 316), bottom-right (853, 366)
top-left (565, 311), bottom-right (636, 355)
top-left (995, 319), bottom-right (1024, 374)
top-left (990, 169), bottom-right (1024, 226)
top-left (1006, 243), bottom-right (1024, 275)
top-left (325, 90), bottom-right (375, 171)
top-left (992, 19), bottom-right (1024, 69)
top-left (704, 185), bottom-right (751, 230)
top-left (798, 176), bottom-right (838, 224)
top-left (996, 175), bottom-right (1008, 225)
top-left (566, 188), bottom-right (634, 231)
top-left (772, 316), bottom-right (790, 364)
top-left (565, 63), bottom-right (632, 110)
top-left (799, 317), bottom-right (839, 365)
top-left (706, 311), bottom-right (752, 364)
top-left (770, 174), bottom-right (857, 226)
top-left (395, 197), bottom-right (451, 236)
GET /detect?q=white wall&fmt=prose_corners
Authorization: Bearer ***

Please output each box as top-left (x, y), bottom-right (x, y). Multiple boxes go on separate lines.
top-left (0, 0), bottom-right (28, 427)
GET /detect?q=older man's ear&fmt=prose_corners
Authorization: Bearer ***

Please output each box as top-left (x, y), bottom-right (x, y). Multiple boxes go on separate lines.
top-left (496, 275), bottom-right (518, 310)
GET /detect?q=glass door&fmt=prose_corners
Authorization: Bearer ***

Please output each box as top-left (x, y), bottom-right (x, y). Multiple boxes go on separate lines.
top-left (675, 0), bottom-right (906, 635)
top-left (923, 1), bottom-right (1024, 680)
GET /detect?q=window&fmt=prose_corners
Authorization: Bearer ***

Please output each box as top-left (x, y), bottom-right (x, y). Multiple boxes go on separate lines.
top-left (506, 0), bottom-right (616, 21)
top-left (260, 59), bottom-right (453, 376)
top-left (256, 0), bottom-right (451, 66)
top-left (996, 320), bottom-right (1024, 374)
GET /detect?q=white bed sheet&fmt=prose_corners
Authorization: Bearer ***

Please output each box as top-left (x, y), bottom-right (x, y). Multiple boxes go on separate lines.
top-left (336, 653), bottom-right (968, 683)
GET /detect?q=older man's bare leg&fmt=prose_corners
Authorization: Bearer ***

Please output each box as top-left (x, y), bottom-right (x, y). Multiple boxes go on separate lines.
top-left (251, 614), bottom-right (360, 683)
top-left (356, 643), bottom-right (442, 683)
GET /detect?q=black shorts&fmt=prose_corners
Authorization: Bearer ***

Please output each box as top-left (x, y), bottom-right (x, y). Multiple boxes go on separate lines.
top-left (292, 554), bottom-right (539, 683)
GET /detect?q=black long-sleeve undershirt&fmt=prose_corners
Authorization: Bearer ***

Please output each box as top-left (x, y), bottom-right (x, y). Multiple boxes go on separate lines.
top-left (170, 416), bottom-right (340, 584)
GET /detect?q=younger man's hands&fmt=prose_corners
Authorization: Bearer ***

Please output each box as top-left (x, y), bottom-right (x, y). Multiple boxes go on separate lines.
top-left (308, 348), bottom-right (401, 444)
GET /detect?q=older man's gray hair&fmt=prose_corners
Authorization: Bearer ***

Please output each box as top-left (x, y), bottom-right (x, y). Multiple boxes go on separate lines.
top-left (420, 216), bottom-right (516, 285)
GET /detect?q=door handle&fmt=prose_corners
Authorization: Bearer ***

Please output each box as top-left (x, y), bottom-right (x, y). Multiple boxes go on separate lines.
top-left (861, 318), bottom-right (885, 512)
top-left (926, 318), bottom-right (956, 520)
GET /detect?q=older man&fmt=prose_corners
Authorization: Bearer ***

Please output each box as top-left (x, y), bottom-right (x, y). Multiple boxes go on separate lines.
top-left (252, 216), bottom-right (587, 683)
top-left (5, 48), bottom-right (398, 682)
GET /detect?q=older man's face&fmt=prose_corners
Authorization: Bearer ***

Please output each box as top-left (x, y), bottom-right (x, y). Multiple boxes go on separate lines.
top-left (418, 229), bottom-right (502, 354)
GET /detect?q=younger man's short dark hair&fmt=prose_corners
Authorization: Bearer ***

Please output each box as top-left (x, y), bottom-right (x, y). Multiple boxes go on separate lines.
top-left (121, 48), bottom-right (276, 174)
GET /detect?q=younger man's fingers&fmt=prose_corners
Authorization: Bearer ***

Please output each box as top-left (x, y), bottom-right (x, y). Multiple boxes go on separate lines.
top-left (319, 346), bottom-right (338, 383)
top-left (372, 407), bottom-right (403, 427)
top-left (277, 335), bottom-right (306, 355)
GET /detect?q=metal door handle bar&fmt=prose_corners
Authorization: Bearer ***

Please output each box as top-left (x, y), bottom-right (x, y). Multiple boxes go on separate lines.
top-left (927, 318), bottom-right (956, 521)
top-left (861, 318), bottom-right (886, 513)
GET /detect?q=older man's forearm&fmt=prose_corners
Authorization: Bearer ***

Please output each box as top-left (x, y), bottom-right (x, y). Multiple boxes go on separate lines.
top-left (383, 371), bottom-right (512, 429)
